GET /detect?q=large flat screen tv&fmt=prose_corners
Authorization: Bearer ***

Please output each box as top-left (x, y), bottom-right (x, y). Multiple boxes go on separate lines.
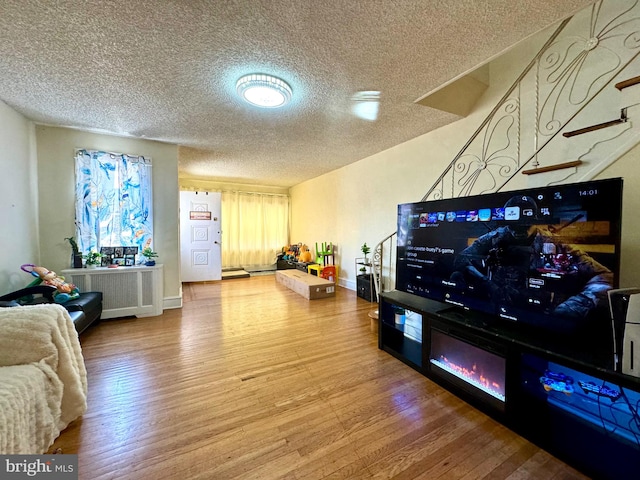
top-left (396, 178), bottom-right (623, 333)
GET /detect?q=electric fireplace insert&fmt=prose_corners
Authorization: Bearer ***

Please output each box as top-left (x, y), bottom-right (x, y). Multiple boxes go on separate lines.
top-left (429, 327), bottom-right (507, 412)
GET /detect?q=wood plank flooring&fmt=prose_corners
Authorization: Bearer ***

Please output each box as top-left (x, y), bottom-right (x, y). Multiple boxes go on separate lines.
top-left (49, 275), bottom-right (588, 479)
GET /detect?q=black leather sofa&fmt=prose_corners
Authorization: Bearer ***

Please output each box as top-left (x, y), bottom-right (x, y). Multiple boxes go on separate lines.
top-left (0, 285), bottom-right (103, 334)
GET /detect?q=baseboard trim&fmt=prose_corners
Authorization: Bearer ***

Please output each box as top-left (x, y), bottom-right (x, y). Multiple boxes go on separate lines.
top-left (163, 296), bottom-right (183, 310)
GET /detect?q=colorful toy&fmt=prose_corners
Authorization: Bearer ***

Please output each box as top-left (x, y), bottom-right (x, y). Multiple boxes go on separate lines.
top-left (299, 244), bottom-right (313, 263)
top-left (281, 243), bottom-right (301, 261)
top-left (21, 264), bottom-right (80, 303)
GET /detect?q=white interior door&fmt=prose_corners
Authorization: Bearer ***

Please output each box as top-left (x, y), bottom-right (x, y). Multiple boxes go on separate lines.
top-left (180, 191), bottom-right (222, 282)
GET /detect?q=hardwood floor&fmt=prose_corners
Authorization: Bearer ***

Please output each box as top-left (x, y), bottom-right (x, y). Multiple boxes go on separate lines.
top-left (50, 275), bottom-right (588, 479)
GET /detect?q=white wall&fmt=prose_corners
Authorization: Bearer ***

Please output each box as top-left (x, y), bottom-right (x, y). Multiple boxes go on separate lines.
top-left (35, 126), bottom-right (181, 305)
top-left (289, 38), bottom-right (532, 290)
top-left (0, 100), bottom-right (39, 294)
top-left (291, 17), bottom-right (640, 291)
top-left (289, 21), bottom-right (545, 290)
top-left (290, 123), bottom-right (463, 288)
top-left (179, 177), bottom-right (289, 196)
top-left (4, 0), bottom-right (640, 299)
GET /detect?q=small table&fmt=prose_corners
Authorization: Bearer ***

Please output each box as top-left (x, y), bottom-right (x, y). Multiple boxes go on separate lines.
top-left (307, 264), bottom-right (323, 276)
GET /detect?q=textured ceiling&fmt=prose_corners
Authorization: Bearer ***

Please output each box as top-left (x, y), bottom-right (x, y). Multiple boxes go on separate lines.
top-left (0, 0), bottom-right (594, 188)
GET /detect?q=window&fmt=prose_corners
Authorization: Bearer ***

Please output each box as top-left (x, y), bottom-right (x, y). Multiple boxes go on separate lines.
top-left (221, 190), bottom-right (289, 267)
top-left (74, 149), bottom-right (153, 255)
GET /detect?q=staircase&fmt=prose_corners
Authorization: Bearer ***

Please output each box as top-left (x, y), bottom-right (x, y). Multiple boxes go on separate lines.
top-left (372, 0), bottom-right (640, 301)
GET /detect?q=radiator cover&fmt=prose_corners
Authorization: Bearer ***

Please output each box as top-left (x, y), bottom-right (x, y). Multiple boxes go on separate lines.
top-left (62, 265), bottom-right (163, 319)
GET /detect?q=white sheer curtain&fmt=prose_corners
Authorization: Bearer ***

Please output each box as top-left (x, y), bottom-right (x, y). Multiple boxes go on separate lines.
top-left (221, 191), bottom-right (289, 268)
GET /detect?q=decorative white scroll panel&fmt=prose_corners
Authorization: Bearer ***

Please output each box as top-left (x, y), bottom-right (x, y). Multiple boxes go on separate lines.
top-left (425, 0), bottom-right (640, 201)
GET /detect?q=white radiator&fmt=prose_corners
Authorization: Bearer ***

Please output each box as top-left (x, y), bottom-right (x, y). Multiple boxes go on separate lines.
top-left (62, 265), bottom-right (164, 319)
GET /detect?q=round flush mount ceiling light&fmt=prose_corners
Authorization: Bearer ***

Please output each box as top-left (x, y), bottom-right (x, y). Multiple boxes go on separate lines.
top-left (236, 73), bottom-right (292, 108)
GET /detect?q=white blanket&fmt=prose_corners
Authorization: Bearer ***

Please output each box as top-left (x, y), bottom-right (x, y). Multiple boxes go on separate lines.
top-left (0, 304), bottom-right (88, 453)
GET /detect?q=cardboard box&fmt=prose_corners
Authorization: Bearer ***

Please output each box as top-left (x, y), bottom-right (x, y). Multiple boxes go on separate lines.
top-left (276, 269), bottom-right (335, 300)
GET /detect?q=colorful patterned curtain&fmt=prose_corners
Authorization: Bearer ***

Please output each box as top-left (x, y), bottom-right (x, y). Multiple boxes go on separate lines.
top-left (74, 149), bottom-right (153, 255)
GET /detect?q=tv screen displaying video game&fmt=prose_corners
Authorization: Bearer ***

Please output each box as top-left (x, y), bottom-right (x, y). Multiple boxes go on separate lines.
top-left (396, 178), bottom-right (623, 333)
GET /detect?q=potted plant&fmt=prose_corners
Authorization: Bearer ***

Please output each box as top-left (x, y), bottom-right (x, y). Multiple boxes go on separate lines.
top-left (141, 247), bottom-right (158, 266)
top-left (84, 250), bottom-right (103, 268)
top-left (361, 242), bottom-right (371, 266)
top-left (65, 236), bottom-right (83, 268)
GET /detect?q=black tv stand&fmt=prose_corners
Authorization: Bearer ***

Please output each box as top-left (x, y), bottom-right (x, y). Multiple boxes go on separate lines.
top-left (379, 290), bottom-right (640, 479)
